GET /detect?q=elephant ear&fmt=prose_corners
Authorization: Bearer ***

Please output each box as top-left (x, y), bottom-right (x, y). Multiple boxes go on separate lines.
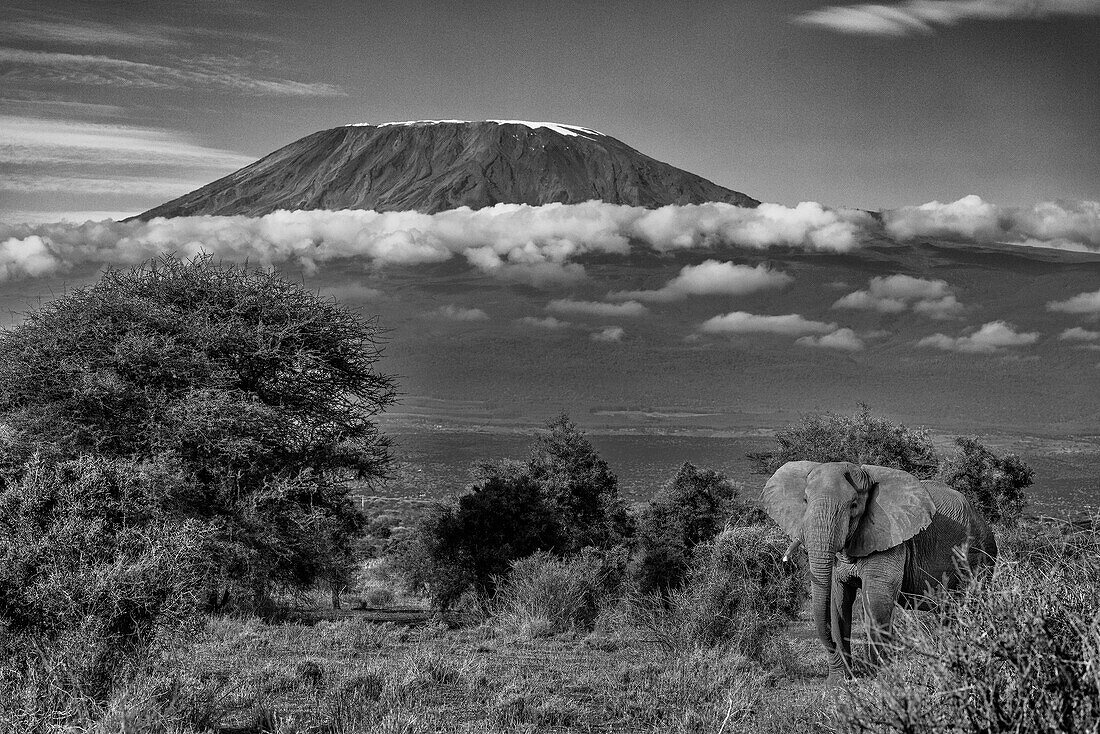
top-left (760, 461), bottom-right (819, 538)
top-left (847, 464), bottom-right (936, 557)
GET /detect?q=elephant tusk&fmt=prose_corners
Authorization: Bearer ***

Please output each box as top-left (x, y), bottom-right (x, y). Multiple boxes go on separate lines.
top-left (783, 537), bottom-right (803, 563)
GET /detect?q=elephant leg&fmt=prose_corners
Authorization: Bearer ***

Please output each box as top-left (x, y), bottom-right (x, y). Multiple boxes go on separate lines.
top-left (861, 567), bottom-right (903, 668)
top-left (830, 576), bottom-right (859, 679)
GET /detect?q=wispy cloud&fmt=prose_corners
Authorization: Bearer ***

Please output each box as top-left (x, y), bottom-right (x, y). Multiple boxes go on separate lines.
top-left (518, 316), bottom-right (572, 330)
top-left (0, 48), bottom-right (343, 97)
top-left (547, 299), bottom-right (649, 318)
top-left (435, 305), bottom-right (489, 321)
top-left (1047, 288), bottom-right (1100, 315)
top-left (917, 320), bottom-right (1039, 353)
top-left (1, 115), bottom-right (254, 168)
top-left (794, 0), bottom-right (1100, 37)
top-left (1, 19), bottom-right (180, 48)
top-left (0, 174), bottom-right (211, 196)
top-left (833, 274), bottom-right (963, 318)
top-left (607, 260), bottom-right (792, 302)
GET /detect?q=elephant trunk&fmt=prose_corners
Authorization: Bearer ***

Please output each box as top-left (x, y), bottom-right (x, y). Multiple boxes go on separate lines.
top-left (803, 498), bottom-right (848, 656)
top-left (804, 498), bottom-right (846, 585)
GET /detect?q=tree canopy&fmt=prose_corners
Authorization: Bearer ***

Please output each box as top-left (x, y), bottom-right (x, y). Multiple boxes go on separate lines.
top-left (0, 256), bottom-right (398, 600)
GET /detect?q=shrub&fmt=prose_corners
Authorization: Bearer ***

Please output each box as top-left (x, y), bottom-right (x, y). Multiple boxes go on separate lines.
top-left (394, 474), bottom-right (561, 608)
top-left (633, 524), bottom-right (804, 658)
top-left (837, 517), bottom-right (1100, 733)
top-left (936, 436), bottom-right (1032, 526)
top-left (0, 454), bottom-right (209, 708)
top-left (0, 255), bottom-right (397, 602)
top-left (492, 550), bottom-right (611, 636)
top-left (749, 404), bottom-right (938, 478)
top-left (632, 462), bottom-right (767, 594)
top-left (526, 413), bottom-right (632, 551)
top-left (362, 588), bottom-right (396, 609)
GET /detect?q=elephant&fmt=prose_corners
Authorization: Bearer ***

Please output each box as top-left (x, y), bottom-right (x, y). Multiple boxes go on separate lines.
top-left (762, 460), bottom-right (996, 680)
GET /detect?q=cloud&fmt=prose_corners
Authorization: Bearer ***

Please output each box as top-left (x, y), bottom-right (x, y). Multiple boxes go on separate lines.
top-left (321, 284), bottom-right (383, 302)
top-left (1, 197), bottom-right (1095, 284)
top-left (699, 311), bottom-right (837, 336)
top-left (547, 299), bottom-right (648, 318)
top-left (796, 327), bottom-right (866, 351)
top-left (1047, 288), bottom-right (1100, 315)
top-left (1, 19), bottom-right (180, 48)
top-left (917, 320), bottom-right (1040, 353)
top-left (436, 305), bottom-right (489, 321)
top-left (0, 48), bottom-right (344, 97)
top-left (833, 274), bottom-right (963, 318)
top-left (607, 260), bottom-right (792, 302)
top-left (518, 316), bottom-right (572, 329)
top-left (629, 201), bottom-right (872, 252)
top-left (794, 1), bottom-right (1100, 37)
top-left (0, 115), bottom-right (254, 168)
top-left (884, 196), bottom-right (1100, 251)
top-left (1060, 327), bottom-right (1100, 341)
top-left (0, 174), bottom-right (212, 196)
top-left (590, 326), bottom-right (625, 342)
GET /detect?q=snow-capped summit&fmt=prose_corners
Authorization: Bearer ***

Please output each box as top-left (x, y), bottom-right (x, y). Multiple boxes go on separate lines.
top-left (347, 120), bottom-right (606, 139)
top-left (136, 120), bottom-right (757, 219)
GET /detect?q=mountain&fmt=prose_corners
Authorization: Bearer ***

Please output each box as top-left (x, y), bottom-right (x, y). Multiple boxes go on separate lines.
top-left (134, 120), bottom-right (759, 219)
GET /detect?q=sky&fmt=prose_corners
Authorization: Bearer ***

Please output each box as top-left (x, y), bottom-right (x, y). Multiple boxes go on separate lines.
top-left (1, 0), bottom-right (1098, 223)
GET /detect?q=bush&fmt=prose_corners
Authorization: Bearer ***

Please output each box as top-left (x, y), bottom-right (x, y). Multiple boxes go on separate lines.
top-left (0, 256), bottom-right (397, 602)
top-left (393, 473), bottom-right (562, 608)
top-left (749, 404), bottom-right (938, 478)
top-left (936, 436), bottom-right (1032, 526)
top-left (526, 413), bottom-right (632, 551)
top-left (492, 550), bottom-right (613, 637)
top-left (836, 517), bottom-right (1100, 733)
top-left (0, 454), bottom-right (210, 720)
top-left (632, 462), bottom-right (767, 594)
top-left (633, 525), bottom-right (804, 658)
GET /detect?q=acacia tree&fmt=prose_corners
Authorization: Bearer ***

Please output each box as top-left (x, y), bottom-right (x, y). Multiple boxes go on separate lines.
top-left (0, 256), bottom-right (397, 605)
top-left (748, 404), bottom-right (939, 478)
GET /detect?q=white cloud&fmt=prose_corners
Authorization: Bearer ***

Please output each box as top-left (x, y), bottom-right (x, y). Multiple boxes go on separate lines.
top-left (590, 326), bottom-right (625, 342)
top-left (796, 327), bottom-right (866, 351)
top-left (321, 284), bottom-right (383, 302)
top-left (630, 201), bottom-right (872, 252)
top-left (1059, 326), bottom-right (1100, 341)
top-left (607, 260), bottom-right (791, 302)
top-left (699, 311), bottom-right (837, 336)
top-left (436, 305), bottom-right (489, 321)
top-left (1047, 288), bottom-right (1100, 315)
top-left (917, 320), bottom-right (1040, 353)
top-left (547, 299), bottom-right (648, 318)
top-left (885, 196), bottom-right (1100, 251)
top-left (2, 196), bottom-right (1095, 284)
top-left (794, 1), bottom-right (1100, 37)
top-left (518, 315), bottom-right (572, 329)
top-left (833, 274), bottom-right (963, 318)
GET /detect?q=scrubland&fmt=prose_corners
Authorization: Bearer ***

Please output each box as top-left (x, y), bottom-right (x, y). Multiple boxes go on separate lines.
top-left (4, 517), bottom-right (1097, 734)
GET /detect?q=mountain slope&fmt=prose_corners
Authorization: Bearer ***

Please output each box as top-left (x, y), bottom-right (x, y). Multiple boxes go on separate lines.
top-left (135, 120), bottom-right (758, 219)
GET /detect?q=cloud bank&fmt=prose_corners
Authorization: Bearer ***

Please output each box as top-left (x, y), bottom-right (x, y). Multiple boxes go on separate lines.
top-left (608, 260), bottom-right (792, 302)
top-left (833, 274), bottom-right (963, 318)
top-left (794, 1), bottom-right (1100, 37)
top-left (884, 196), bottom-right (1100, 251)
top-left (0, 196), bottom-right (1095, 284)
top-left (917, 320), bottom-right (1039, 353)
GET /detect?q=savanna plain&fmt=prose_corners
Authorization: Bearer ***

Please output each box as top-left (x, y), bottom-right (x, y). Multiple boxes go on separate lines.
top-left (1, 258), bottom-right (1097, 734)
